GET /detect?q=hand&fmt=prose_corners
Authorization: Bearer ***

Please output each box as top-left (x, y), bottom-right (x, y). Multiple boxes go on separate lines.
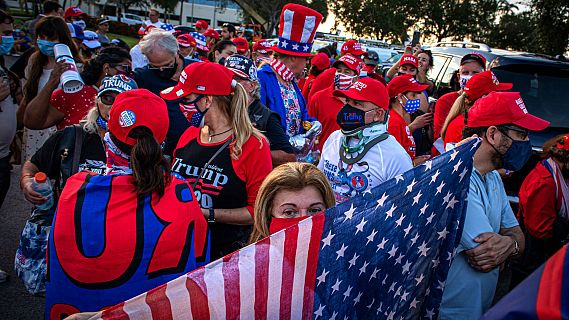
top-left (413, 155), bottom-right (431, 166)
top-left (21, 177), bottom-right (47, 205)
top-left (409, 112), bottom-right (433, 132)
top-left (0, 79), bottom-right (10, 101)
top-left (404, 44), bottom-right (413, 55)
top-left (464, 232), bottom-right (514, 272)
top-left (412, 44), bottom-right (422, 56)
top-left (48, 61), bottom-right (69, 85)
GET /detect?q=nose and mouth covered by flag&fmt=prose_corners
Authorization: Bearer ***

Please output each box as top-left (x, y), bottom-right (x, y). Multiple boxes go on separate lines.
top-left (91, 139), bottom-right (480, 320)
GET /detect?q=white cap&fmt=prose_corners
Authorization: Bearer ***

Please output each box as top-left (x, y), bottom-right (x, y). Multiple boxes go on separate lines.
top-left (82, 31), bottom-right (101, 49)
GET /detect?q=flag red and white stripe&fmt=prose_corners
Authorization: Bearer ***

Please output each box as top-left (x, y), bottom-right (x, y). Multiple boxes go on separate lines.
top-left (91, 215), bottom-right (326, 320)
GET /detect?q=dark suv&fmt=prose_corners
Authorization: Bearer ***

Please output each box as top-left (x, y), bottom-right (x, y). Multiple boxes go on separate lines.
top-left (428, 42), bottom-right (569, 208)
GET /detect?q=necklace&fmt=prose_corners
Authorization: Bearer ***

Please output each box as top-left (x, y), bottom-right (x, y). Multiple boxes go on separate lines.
top-left (208, 128), bottom-right (233, 142)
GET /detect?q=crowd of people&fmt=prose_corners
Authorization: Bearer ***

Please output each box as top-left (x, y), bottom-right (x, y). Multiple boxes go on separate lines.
top-left (0, 1), bottom-right (567, 319)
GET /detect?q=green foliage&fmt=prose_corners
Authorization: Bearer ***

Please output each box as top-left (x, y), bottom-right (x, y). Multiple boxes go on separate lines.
top-left (151, 0), bottom-right (178, 14)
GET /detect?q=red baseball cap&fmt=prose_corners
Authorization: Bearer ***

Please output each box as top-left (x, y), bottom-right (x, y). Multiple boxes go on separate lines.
top-left (311, 52), bottom-right (329, 71)
top-left (464, 70), bottom-right (513, 101)
top-left (461, 52), bottom-right (487, 69)
top-left (109, 89), bottom-right (169, 146)
top-left (160, 63), bottom-right (235, 100)
top-left (467, 91), bottom-right (549, 131)
top-left (203, 28), bottom-right (220, 40)
top-left (64, 6), bottom-right (86, 19)
top-left (333, 54), bottom-right (362, 74)
top-left (399, 54), bottom-right (418, 68)
top-left (341, 40), bottom-right (366, 56)
top-left (195, 20), bottom-right (208, 30)
top-left (252, 39), bottom-right (273, 54)
top-left (177, 34), bottom-right (196, 48)
top-left (233, 37), bottom-right (249, 54)
top-left (333, 78), bottom-right (389, 110)
top-left (387, 74), bottom-right (429, 98)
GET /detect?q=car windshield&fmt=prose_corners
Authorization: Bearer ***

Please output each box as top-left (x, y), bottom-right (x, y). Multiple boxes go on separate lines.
top-left (492, 65), bottom-right (569, 128)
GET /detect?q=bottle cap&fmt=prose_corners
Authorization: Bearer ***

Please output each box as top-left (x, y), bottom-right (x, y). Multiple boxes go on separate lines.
top-left (34, 172), bottom-right (47, 183)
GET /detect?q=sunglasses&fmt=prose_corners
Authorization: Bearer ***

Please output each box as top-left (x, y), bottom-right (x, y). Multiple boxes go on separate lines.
top-left (100, 94), bottom-right (116, 105)
top-left (499, 125), bottom-right (529, 140)
top-left (110, 63), bottom-right (132, 74)
top-left (148, 61), bottom-right (176, 71)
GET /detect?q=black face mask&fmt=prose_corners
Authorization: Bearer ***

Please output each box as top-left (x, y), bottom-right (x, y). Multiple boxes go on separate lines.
top-left (336, 104), bottom-right (367, 133)
top-left (218, 57), bottom-right (226, 65)
top-left (154, 60), bottom-right (178, 80)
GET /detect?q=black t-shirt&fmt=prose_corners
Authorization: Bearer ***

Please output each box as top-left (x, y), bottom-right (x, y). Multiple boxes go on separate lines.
top-left (248, 99), bottom-right (294, 153)
top-left (134, 58), bottom-right (197, 156)
top-left (410, 110), bottom-right (434, 156)
top-left (31, 126), bottom-right (106, 190)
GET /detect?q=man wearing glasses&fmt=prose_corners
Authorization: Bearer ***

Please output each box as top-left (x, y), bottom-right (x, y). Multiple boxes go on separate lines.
top-left (96, 18), bottom-right (110, 45)
top-left (440, 92), bottom-right (549, 319)
top-left (134, 28), bottom-right (198, 156)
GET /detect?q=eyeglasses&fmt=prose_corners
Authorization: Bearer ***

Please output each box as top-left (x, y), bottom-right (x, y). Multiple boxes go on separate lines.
top-left (110, 63), bottom-right (131, 74)
top-left (499, 125), bottom-right (529, 140)
top-left (100, 94), bottom-right (116, 105)
top-left (148, 61), bottom-right (176, 71)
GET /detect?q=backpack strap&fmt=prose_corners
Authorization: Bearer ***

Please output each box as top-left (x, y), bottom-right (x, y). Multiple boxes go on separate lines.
top-left (340, 133), bottom-right (389, 165)
top-left (71, 124), bottom-right (83, 174)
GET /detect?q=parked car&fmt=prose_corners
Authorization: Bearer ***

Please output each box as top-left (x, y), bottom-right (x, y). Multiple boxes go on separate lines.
top-left (380, 52), bottom-right (403, 77)
top-left (107, 13), bottom-right (144, 26)
top-left (428, 42), bottom-right (569, 207)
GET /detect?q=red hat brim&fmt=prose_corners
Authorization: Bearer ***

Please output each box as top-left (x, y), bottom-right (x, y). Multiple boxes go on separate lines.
top-left (512, 113), bottom-right (550, 131)
top-left (272, 46), bottom-right (315, 57)
top-left (333, 88), bottom-right (386, 109)
top-left (160, 84), bottom-right (191, 101)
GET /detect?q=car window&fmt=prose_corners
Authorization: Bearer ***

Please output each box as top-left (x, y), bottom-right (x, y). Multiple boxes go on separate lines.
top-left (442, 56), bottom-right (460, 85)
top-left (493, 66), bottom-right (569, 128)
top-left (429, 54), bottom-right (450, 84)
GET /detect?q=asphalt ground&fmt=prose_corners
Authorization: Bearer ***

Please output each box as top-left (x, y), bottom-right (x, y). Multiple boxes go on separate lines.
top-left (0, 165), bottom-right (45, 319)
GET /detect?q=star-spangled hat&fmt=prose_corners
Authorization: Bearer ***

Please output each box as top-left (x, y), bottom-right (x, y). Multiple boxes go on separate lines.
top-left (273, 4), bottom-right (323, 57)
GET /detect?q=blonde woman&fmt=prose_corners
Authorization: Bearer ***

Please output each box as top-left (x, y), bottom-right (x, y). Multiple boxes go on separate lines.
top-left (441, 70), bottom-right (513, 150)
top-left (161, 62), bottom-right (272, 260)
top-left (249, 162), bottom-right (335, 244)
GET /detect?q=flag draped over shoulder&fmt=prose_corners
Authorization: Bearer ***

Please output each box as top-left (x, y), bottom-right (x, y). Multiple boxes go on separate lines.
top-left (482, 244), bottom-right (569, 320)
top-left (46, 173), bottom-right (209, 320)
top-left (91, 139), bottom-right (480, 320)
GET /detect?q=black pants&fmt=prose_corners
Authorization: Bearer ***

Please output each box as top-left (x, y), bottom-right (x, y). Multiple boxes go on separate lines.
top-left (0, 153), bottom-right (11, 209)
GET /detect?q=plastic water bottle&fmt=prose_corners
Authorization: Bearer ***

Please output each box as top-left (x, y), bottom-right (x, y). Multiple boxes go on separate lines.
top-left (32, 172), bottom-right (54, 211)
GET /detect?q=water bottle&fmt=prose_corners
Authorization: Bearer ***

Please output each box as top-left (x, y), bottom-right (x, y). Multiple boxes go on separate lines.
top-left (54, 44), bottom-right (84, 93)
top-left (32, 172), bottom-right (54, 211)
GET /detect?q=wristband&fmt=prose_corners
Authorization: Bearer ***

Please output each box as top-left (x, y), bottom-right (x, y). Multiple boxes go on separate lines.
top-left (19, 173), bottom-right (34, 190)
top-left (207, 208), bottom-right (215, 223)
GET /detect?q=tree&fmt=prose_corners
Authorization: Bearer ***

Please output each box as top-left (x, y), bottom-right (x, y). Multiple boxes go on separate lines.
top-left (234, 0), bottom-right (329, 37)
top-left (476, 11), bottom-right (539, 52)
top-left (532, 0), bottom-right (569, 56)
top-left (332, 0), bottom-right (416, 42)
top-left (110, 0), bottom-right (149, 22)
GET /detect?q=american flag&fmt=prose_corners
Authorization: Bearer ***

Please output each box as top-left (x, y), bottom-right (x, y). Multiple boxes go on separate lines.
top-left (90, 139), bottom-right (480, 320)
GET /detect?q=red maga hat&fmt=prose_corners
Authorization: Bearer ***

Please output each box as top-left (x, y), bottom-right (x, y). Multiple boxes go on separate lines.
top-left (64, 6), bottom-right (87, 19)
top-left (399, 54), bottom-right (418, 68)
top-left (203, 28), bottom-right (220, 40)
top-left (195, 20), bottom-right (208, 30)
top-left (253, 39), bottom-right (273, 54)
top-left (160, 63), bottom-right (235, 100)
top-left (387, 74), bottom-right (429, 98)
top-left (311, 52), bottom-right (330, 71)
top-left (273, 4), bottom-right (323, 57)
top-left (464, 70), bottom-right (512, 101)
top-left (467, 91), bottom-right (549, 131)
top-left (333, 78), bottom-right (389, 110)
top-left (233, 37), bottom-right (250, 54)
top-left (177, 34), bottom-right (196, 48)
top-left (341, 40), bottom-right (366, 56)
top-left (109, 89), bottom-right (169, 146)
top-left (333, 54), bottom-right (362, 74)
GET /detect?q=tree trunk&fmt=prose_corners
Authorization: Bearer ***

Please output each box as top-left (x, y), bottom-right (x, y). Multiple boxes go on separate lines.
top-left (179, 0), bottom-right (184, 25)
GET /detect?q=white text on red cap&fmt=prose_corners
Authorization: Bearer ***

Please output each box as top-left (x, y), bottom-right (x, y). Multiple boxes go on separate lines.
top-left (516, 97), bottom-right (528, 114)
top-left (352, 81), bottom-right (367, 91)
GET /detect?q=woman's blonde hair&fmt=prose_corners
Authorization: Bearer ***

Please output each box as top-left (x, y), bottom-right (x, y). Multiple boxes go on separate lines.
top-left (440, 93), bottom-right (474, 140)
top-left (248, 162), bottom-right (336, 244)
top-left (212, 82), bottom-right (264, 160)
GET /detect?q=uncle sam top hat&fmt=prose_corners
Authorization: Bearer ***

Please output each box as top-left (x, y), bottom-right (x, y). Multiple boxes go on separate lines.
top-left (273, 4), bottom-right (323, 57)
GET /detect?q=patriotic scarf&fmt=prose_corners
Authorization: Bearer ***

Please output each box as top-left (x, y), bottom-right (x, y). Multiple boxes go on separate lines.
top-left (255, 56), bottom-right (271, 66)
top-left (104, 132), bottom-right (132, 176)
top-left (270, 59), bottom-right (295, 82)
top-left (545, 158), bottom-right (569, 220)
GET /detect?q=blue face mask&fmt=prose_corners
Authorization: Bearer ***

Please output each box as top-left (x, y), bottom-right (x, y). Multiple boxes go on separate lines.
top-left (96, 115), bottom-right (108, 131)
top-left (179, 95), bottom-right (208, 128)
top-left (37, 39), bottom-right (57, 56)
top-left (501, 137), bottom-right (532, 171)
top-left (0, 36), bottom-right (14, 55)
top-left (400, 96), bottom-right (421, 114)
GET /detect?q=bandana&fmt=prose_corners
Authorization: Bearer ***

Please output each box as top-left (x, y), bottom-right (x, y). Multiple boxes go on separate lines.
top-left (256, 56), bottom-right (271, 66)
top-left (104, 132), bottom-right (132, 176)
top-left (270, 59), bottom-right (295, 82)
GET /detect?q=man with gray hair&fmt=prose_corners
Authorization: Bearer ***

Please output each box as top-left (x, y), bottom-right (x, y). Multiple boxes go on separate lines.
top-left (134, 28), bottom-right (199, 155)
top-left (224, 55), bottom-right (295, 166)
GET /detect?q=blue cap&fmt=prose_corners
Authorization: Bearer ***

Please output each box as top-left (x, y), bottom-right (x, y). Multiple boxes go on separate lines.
top-left (67, 23), bottom-right (84, 40)
top-left (98, 75), bottom-right (138, 97)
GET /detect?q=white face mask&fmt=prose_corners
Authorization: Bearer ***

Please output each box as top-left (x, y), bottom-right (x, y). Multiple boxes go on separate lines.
top-left (73, 20), bottom-right (86, 30)
top-left (459, 74), bottom-right (473, 89)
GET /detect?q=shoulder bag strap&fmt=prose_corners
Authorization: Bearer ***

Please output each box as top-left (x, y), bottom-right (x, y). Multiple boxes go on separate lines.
top-left (71, 124), bottom-right (84, 174)
top-left (192, 138), bottom-right (233, 191)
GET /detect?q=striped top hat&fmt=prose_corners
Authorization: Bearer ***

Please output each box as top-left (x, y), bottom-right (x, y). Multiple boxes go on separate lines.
top-left (273, 4), bottom-right (323, 57)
